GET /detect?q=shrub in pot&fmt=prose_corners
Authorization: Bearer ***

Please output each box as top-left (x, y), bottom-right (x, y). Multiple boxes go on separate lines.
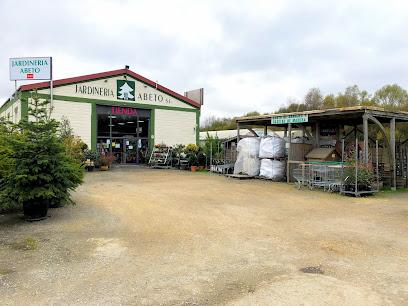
top-left (197, 152), bottom-right (206, 170)
top-left (0, 91), bottom-right (83, 220)
top-left (99, 154), bottom-right (116, 170)
top-left (343, 144), bottom-right (375, 191)
top-left (173, 144), bottom-right (185, 168)
top-left (189, 153), bottom-right (198, 172)
top-left (84, 150), bottom-right (100, 171)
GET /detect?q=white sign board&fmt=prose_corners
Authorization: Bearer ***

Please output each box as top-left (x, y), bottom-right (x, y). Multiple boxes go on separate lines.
top-left (10, 57), bottom-right (52, 80)
top-left (271, 114), bottom-right (308, 124)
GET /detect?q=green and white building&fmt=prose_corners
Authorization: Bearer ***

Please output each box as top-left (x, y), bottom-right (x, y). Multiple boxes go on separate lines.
top-left (0, 68), bottom-right (202, 164)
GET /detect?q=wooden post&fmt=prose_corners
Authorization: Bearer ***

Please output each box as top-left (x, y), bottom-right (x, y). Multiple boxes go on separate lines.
top-left (264, 124), bottom-right (267, 137)
top-left (316, 122), bottom-right (320, 148)
top-left (363, 115), bottom-right (369, 164)
top-left (287, 123), bottom-right (292, 183)
top-left (390, 118), bottom-right (396, 190)
top-left (284, 126), bottom-right (287, 138)
top-left (336, 125), bottom-right (340, 142)
top-left (237, 123), bottom-right (240, 143)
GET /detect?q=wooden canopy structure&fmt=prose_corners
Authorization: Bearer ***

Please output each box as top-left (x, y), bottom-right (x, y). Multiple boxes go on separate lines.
top-left (235, 106), bottom-right (408, 189)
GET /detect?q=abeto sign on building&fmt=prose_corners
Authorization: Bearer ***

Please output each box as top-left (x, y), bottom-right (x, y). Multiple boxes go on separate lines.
top-left (10, 57), bottom-right (52, 80)
top-left (1, 66), bottom-right (203, 165)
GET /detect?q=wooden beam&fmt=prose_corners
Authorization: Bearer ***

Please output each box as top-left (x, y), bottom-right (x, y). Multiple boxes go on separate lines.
top-left (363, 115), bottom-right (369, 164)
top-left (237, 123), bottom-right (240, 143)
top-left (240, 124), bottom-right (259, 137)
top-left (364, 114), bottom-right (396, 190)
top-left (294, 124), bottom-right (315, 148)
top-left (287, 123), bottom-right (292, 183)
top-left (390, 118), bottom-right (396, 190)
top-left (357, 128), bottom-right (377, 143)
top-left (316, 122), bottom-right (320, 147)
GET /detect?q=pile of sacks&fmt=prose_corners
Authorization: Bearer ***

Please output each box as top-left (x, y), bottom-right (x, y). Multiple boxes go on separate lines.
top-left (233, 138), bottom-right (261, 176)
top-left (234, 136), bottom-right (286, 180)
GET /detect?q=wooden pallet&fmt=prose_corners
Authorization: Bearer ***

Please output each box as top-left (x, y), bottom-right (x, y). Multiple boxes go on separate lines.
top-left (226, 174), bottom-right (255, 180)
top-left (255, 176), bottom-right (284, 182)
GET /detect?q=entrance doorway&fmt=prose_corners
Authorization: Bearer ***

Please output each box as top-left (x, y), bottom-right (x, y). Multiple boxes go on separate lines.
top-left (96, 105), bottom-right (151, 164)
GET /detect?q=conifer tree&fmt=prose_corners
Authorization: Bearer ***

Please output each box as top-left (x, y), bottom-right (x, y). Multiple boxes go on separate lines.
top-left (0, 91), bottom-right (83, 217)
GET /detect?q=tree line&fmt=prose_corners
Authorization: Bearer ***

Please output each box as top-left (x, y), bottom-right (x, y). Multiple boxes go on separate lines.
top-left (201, 84), bottom-right (408, 132)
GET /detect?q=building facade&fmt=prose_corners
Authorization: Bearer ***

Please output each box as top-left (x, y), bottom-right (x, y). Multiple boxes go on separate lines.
top-left (0, 68), bottom-right (202, 164)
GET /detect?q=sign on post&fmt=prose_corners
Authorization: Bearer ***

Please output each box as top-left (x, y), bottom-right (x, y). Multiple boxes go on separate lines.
top-left (271, 114), bottom-right (308, 124)
top-left (10, 57), bottom-right (52, 80)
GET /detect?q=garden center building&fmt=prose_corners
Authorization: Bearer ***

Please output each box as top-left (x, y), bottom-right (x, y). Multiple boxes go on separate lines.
top-left (0, 67), bottom-right (202, 164)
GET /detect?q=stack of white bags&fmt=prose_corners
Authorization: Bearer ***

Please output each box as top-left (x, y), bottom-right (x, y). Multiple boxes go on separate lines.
top-left (233, 138), bottom-right (261, 176)
top-left (233, 136), bottom-right (286, 180)
top-left (259, 137), bottom-right (286, 180)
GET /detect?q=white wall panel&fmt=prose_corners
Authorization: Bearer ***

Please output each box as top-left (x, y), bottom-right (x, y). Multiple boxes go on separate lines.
top-left (155, 109), bottom-right (197, 146)
top-left (0, 100), bottom-right (20, 123)
top-left (51, 100), bottom-right (92, 148)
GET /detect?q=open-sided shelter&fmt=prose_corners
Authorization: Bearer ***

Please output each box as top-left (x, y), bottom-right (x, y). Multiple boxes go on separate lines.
top-left (235, 106), bottom-right (408, 190)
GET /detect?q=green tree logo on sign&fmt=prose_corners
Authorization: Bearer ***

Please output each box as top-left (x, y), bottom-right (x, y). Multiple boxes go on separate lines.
top-left (117, 80), bottom-right (135, 101)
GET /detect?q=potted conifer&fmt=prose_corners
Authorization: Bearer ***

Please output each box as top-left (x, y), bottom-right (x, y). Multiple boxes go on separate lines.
top-left (84, 150), bottom-right (100, 171)
top-left (0, 91), bottom-right (83, 220)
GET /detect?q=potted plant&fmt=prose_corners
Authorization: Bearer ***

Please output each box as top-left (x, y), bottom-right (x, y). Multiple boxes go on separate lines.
top-left (189, 152), bottom-right (198, 172)
top-left (84, 150), bottom-right (100, 171)
top-left (197, 151), bottom-right (206, 170)
top-left (184, 143), bottom-right (199, 171)
top-left (99, 154), bottom-right (116, 170)
top-left (343, 145), bottom-right (375, 192)
top-left (0, 91), bottom-right (83, 220)
top-left (173, 144), bottom-right (185, 169)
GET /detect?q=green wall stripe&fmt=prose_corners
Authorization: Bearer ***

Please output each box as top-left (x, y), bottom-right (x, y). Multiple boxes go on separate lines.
top-left (0, 99), bottom-right (15, 113)
top-left (91, 102), bottom-right (97, 150)
top-left (21, 100), bottom-right (28, 119)
top-left (35, 93), bottom-right (197, 113)
top-left (150, 109), bottom-right (155, 153)
top-left (196, 110), bottom-right (200, 146)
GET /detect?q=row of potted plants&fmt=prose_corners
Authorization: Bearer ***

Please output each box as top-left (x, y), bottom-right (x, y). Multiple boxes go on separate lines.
top-left (84, 150), bottom-right (116, 171)
top-left (173, 143), bottom-right (207, 171)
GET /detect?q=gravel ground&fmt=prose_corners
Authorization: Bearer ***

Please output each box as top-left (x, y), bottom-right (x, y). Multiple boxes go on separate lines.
top-left (1, 165), bottom-right (408, 305)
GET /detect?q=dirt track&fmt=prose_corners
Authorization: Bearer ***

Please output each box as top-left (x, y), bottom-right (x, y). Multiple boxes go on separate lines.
top-left (1, 166), bottom-right (408, 305)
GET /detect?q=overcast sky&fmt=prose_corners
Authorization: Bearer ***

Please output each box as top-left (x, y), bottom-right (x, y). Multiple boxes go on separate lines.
top-left (1, 0), bottom-right (408, 121)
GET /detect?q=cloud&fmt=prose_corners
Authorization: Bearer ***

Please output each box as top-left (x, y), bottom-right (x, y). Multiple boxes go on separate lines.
top-left (1, 0), bottom-right (408, 124)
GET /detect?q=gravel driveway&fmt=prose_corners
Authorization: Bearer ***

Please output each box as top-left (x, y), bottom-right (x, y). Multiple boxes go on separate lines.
top-left (1, 166), bottom-right (408, 305)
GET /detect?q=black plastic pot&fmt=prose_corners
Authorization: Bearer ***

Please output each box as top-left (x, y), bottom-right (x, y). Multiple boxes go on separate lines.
top-left (23, 200), bottom-right (49, 221)
top-left (87, 165), bottom-right (95, 172)
top-left (175, 164), bottom-right (180, 170)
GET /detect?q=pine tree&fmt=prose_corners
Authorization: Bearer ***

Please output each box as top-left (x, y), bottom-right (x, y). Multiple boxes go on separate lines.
top-left (0, 91), bottom-right (83, 218)
top-left (118, 82), bottom-right (134, 100)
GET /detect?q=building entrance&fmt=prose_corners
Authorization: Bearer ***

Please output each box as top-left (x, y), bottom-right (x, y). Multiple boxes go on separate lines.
top-left (96, 105), bottom-right (151, 164)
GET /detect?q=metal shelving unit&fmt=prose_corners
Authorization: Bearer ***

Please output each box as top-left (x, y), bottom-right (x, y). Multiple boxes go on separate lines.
top-left (148, 146), bottom-right (173, 168)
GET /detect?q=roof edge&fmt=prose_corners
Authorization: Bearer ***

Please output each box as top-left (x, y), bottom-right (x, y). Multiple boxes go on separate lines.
top-left (235, 106), bottom-right (406, 121)
top-left (19, 68), bottom-right (201, 109)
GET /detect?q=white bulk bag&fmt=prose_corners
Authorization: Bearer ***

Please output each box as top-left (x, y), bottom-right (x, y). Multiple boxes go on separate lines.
top-left (260, 159), bottom-right (286, 180)
top-left (259, 136), bottom-right (285, 158)
top-left (236, 137), bottom-right (261, 157)
top-left (242, 158), bottom-right (261, 176)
